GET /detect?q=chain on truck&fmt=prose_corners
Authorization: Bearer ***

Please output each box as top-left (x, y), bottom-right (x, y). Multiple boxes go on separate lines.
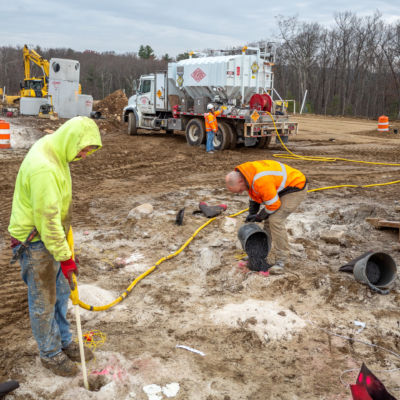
top-left (123, 44), bottom-right (298, 151)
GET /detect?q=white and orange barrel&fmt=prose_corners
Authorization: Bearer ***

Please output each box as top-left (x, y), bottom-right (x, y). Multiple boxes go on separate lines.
top-left (0, 120), bottom-right (11, 149)
top-left (378, 115), bottom-right (389, 132)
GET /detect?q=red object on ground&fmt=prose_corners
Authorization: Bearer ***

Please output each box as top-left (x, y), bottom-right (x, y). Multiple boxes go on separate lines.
top-left (249, 93), bottom-right (272, 112)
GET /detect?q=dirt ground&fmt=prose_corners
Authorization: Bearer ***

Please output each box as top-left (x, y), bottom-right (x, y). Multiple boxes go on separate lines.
top-left (1, 112), bottom-right (400, 400)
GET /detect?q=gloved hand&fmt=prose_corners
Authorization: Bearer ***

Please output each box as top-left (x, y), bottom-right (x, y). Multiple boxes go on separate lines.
top-left (245, 214), bottom-right (260, 223)
top-left (249, 200), bottom-right (260, 215)
top-left (60, 258), bottom-right (79, 289)
top-left (245, 209), bottom-right (269, 223)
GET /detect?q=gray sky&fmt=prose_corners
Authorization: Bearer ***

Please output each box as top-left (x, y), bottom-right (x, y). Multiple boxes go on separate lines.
top-left (1, 0), bottom-right (399, 56)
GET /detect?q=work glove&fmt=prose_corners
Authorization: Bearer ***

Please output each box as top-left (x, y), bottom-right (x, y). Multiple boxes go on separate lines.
top-left (245, 214), bottom-right (259, 223)
top-left (60, 258), bottom-right (79, 289)
top-left (248, 200), bottom-right (260, 215)
top-left (245, 208), bottom-right (269, 223)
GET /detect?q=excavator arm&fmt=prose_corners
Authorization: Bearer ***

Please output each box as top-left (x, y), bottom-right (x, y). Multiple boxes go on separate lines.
top-left (23, 45), bottom-right (49, 80)
top-left (21, 45), bottom-right (50, 97)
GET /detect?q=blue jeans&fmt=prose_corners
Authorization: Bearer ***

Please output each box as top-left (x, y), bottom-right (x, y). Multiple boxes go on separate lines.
top-left (206, 131), bottom-right (216, 152)
top-left (13, 241), bottom-right (72, 358)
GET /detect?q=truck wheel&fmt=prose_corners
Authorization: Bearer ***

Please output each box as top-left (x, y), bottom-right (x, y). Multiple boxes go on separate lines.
top-left (213, 122), bottom-right (231, 151)
top-left (127, 112), bottom-right (137, 135)
top-left (256, 136), bottom-right (272, 148)
top-left (227, 124), bottom-right (237, 149)
top-left (185, 119), bottom-right (205, 146)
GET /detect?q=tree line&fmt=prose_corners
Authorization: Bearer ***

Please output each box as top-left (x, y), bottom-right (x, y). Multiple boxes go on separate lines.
top-left (274, 12), bottom-right (400, 119)
top-left (1, 11), bottom-right (399, 119)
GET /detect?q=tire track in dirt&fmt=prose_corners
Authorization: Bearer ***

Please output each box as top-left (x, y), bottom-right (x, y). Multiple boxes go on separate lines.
top-left (0, 251), bottom-right (27, 333)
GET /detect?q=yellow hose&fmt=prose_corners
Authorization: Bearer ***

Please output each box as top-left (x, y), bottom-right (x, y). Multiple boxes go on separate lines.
top-left (76, 113), bottom-right (400, 311)
top-left (269, 111), bottom-right (400, 167)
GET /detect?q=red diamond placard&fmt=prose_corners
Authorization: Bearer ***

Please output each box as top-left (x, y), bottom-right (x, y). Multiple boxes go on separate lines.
top-left (191, 68), bottom-right (206, 82)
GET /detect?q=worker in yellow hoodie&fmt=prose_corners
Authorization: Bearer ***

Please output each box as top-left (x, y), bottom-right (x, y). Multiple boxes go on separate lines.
top-left (8, 117), bottom-right (102, 377)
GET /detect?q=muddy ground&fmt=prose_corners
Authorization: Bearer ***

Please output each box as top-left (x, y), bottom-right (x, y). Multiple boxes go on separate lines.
top-left (1, 113), bottom-right (400, 399)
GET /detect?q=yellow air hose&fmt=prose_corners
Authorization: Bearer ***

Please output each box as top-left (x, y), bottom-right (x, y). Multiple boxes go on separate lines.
top-left (75, 113), bottom-right (400, 311)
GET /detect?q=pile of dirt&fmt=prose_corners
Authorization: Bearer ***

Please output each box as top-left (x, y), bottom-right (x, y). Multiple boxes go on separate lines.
top-left (93, 90), bottom-right (128, 122)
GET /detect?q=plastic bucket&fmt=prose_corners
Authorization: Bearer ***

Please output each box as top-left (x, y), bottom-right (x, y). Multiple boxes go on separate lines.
top-left (353, 252), bottom-right (397, 289)
top-left (238, 223), bottom-right (270, 258)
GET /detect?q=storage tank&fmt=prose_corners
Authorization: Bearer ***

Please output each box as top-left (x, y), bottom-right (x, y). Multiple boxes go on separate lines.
top-left (49, 58), bottom-right (80, 82)
top-left (48, 80), bottom-right (79, 118)
top-left (20, 97), bottom-right (49, 115)
top-left (77, 94), bottom-right (93, 117)
top-left (168, 54), bottom-right (273, 104)
top-left (48, 58), bottom-right (80, 118)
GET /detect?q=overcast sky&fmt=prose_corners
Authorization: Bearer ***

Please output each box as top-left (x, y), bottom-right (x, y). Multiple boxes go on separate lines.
top-left (1, 0), bottom-right (399, 56)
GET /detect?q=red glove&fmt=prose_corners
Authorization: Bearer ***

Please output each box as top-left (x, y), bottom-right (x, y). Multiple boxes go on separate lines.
top-left (60, 258), bottom-right (78, 288)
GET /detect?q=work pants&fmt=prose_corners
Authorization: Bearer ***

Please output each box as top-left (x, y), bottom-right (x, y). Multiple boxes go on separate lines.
top-left (206, 130), bottom-right (216, 152)
top-left (13, 240), bottom-right (72, 359)
top-left (264, 185), bottom-right (308, 264)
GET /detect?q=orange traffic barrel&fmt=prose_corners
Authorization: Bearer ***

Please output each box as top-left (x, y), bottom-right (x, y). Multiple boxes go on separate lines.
top-left (378, 115), bottom-right (389, 132)
top-left (0, 120), bottom-right (11, 149)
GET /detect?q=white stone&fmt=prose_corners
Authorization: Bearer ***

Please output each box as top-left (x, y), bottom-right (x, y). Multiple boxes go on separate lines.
top-left (221, 217), bottom-right (237, 234)
top-left (320, 229), bottom-right (346, 245)
top-left (198, 248), bottom-right (221, 270)
top-left (162, 382), bottom-right (180, 397)
top-left (128, 203), bottom-right (154, 220)
top-left (143, 384), bottom-right (162, 400)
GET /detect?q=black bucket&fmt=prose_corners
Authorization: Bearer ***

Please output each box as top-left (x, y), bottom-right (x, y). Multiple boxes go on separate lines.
top-left (238, 224), bottom-right (270, 271)
top-left (353, 252), bottom-right (397, 290)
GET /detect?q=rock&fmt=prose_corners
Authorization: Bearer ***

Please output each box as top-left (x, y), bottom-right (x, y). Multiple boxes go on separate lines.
top-left (320, 229), bottom-right (346, 245)
top-left (322, 245), bottom-right (341, 256)
top-left (221, 217), bottom-right (237, 234)
top-left (127, 203), bottom-right (154, 220)
top-left (114, 257), bottom-right (127, 268)
top-left (198, 248), bottom-right (221, 270)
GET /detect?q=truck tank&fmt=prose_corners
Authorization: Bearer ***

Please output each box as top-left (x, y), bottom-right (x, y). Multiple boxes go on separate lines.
top-left (168, 53), bottom-right (273, 104)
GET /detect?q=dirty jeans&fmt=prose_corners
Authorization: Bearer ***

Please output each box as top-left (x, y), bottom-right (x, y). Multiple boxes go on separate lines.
top-left (206, 131), bottom-right (216, 152)
top-left (13, 240), bottom-right (72, 359)
top-left (264, 185), bottom-right (308, 264)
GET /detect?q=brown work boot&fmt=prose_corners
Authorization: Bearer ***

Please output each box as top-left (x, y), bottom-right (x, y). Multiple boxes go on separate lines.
top-left (63, 341), bottom-right (94, 362)
top-left (41, 352), bottom-right (78, 377)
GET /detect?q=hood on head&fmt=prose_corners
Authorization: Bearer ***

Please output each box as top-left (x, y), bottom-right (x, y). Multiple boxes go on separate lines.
top-left (49, 116), bottom-right (102, 163)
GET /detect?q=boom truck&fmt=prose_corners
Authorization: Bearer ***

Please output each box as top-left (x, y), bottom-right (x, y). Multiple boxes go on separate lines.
top-left (123, 45), bottom-right (298, 150)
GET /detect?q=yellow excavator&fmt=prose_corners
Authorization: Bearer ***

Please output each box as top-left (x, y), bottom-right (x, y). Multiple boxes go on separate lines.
top-left (20, 44), bottom-right (49, 98)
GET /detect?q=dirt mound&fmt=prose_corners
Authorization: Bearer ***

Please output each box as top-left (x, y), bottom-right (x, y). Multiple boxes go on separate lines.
top-left (93, 90), bottom-right (128, 122)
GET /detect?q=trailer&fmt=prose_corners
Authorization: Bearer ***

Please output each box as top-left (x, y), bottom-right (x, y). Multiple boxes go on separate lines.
top-left (123, 45), bottom-right (298, 150)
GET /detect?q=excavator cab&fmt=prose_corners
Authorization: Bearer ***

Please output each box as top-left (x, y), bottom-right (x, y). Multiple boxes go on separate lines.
top-left (21, 79), bottom-right (45, 98)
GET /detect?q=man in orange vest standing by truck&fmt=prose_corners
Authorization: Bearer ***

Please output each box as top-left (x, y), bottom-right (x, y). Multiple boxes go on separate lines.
top-left (225, 160), bottom-right (308, 274)
top-left (204, 103), bottom-right (222, 153)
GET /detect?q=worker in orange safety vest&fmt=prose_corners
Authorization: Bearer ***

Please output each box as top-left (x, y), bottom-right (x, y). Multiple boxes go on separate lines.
top-left (225, 160), bottom-right (308, 274)
top-left (204, 103), bottom-right (222, 153)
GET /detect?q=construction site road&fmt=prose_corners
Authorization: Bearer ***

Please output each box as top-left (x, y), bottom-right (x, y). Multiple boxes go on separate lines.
top-left (1, 114), bottom-right (400, 399)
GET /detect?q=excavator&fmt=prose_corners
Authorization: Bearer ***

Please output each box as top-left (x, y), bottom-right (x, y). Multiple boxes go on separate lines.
top-left (20, 44), bottom-right (49, 98)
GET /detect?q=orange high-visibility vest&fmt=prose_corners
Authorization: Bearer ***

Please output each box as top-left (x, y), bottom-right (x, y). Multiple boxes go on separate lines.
top-left (236, 160), bottom-right (306, 214)
top-left (204, 110), bottom-right (222, 132)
